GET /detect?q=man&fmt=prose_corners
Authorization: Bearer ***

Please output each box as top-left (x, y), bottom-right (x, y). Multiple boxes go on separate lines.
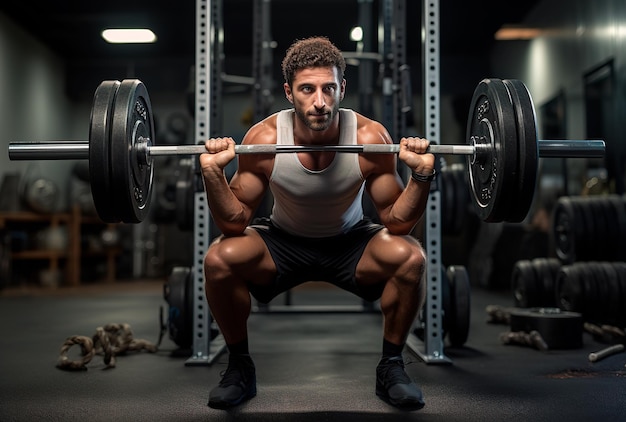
top-left (200, 36), bottom-right (435, 410)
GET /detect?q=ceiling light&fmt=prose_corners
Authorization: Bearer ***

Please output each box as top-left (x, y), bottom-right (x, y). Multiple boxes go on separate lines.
top-left (495, 25), bottom-right (542, 41)
top-left (102, 29), bottom-right (157, 44)
top-left (350, 26), bottom-right (363, 42)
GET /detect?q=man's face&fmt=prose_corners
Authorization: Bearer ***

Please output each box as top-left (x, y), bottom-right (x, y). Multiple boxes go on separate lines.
top-left (284, 66), bottom-right (346, 132)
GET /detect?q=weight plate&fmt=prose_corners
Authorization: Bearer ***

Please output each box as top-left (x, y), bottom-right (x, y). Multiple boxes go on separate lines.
top-left (607, 196), bottom-right (626, 260)
top-left (589, 262), bottom-right (610, 324)
top-left (588, 200), bottom-right (609, 260)
top-left (552, 197), bottom-right (577, 264)
top-left (89, 80), bottom-right (121, 223)
top-left (532, 258), bottom-right (559, 308)
top-left (110, 79), bottom-right (155, 223)
top-left (578, 263), bottom-right (599, 321)
top-left (509, 307), bottom-right (583, 349)
top-left (599, 262), bottom-right (621, 326)
top-left (466, 78), bottom-right (519, 222)
top-left (441, 167), bottom-right (456, 235)
top-left (576, 198), bottom-right (595, 261)
top-left (163, 266), bottom-right (193, 349)
top-left (511, 260), bottom-right (539, 308)
top-left (612, 262), bottom-right (626, 325)
top-left (452, 163), bottom-right (470, 232)
top-left (556, 265), bottom-right (584, 313)
top-left (446, 265), bottom-right (471, 347)
top-left (502, 79), bottom-right (538, 223)
top-left (175, 159), bottom-right (195, 231)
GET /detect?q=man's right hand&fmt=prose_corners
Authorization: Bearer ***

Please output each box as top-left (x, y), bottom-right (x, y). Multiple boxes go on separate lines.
top-left (199, 137), bottom-right (237, 176)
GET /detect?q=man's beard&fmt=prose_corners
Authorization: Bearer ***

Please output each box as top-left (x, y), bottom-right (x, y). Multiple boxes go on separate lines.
top-left (294, 104), bottom-right (340, 132)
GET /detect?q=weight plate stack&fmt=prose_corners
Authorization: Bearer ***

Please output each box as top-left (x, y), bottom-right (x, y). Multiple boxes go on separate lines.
top-left (89, 80), bottom-right (121, 223)
top-left (502, 79), bottom-right (538, 223)
top-left (466, 78), bottom-right (519, 222)
top-left (552, 195), bottom-right (626, 264)
top-left (556, 262), bottom-right (626, 326)
top-left (110, 79), bottom-right (155, 223)
top-left (511, 258), bottom-right (561, 308)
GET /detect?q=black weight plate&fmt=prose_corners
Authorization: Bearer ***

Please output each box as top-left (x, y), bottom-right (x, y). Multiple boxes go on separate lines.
top-left (546, 258), bottom-right (563, 308)
top-left (589, 262), bottom-right (611, 324)
top-left (175, 159), bottom-right (195, 231)
top-left (451, 163), bottom-right (469, 233)
top-left (163, 266), bottom-right (193, 349)
top-left (447, 265), bottom-right (471, 347)
top-left (509, 307), bottom-right (583, 349)
top-left (575, 198), bottom-right (596, 261)
top-left (588, 199), bottom-right (609, 259)
top-left (110, 79), bottom-right (155, 223)
top-left (579, 262), bottom-right (600, 322)
top-left (556, 265), bottom-right (584, 313)
top-left (551, 197), bottom-right (577, 264)
top-left (466, 79), bottom-right (519, 222)
top-left (89, 80), bottom-right (121, 223)
top-left (598, 197), bottom-right (621, 261)
top-left (607, 196), bottom-right (626, 260)
top-left (532, 258), bottom-right (558, 308)
top-left (441, 167), bottom-right (456, 235)
top-left (599, 262), bottom-right (621, 325)
top-left (612, 262), bottom-right (626, 325)
top-left (502, 79), bottom-right (539, 223)
top-left (511, 260), bottom-right (539, 308)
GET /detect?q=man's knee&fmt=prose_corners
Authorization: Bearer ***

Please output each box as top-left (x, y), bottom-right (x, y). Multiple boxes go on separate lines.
top-left (204, 237), bottom-right (237, 284)
top-left (374, 234), bottom-right (426, 289)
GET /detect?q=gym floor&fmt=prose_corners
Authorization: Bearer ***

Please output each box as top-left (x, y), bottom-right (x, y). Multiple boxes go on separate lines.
top-left (0, 280), bottom-right (624, 422)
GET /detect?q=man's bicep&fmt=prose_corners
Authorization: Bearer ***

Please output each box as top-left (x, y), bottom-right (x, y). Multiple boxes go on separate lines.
top-left (229, 167), bottom-right (269, 216)
top-left (366, 171), bottom-right (404, 217)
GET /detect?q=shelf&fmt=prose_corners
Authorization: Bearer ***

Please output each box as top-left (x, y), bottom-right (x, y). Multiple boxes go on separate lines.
top-left (1, 206), bottom-right (120, 285)
top-left (12, 250), bottom-right (68, 260)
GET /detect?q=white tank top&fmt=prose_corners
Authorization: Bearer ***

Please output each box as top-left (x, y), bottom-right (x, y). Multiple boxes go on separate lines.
top-left (269, 108), bottom-right (365, 237)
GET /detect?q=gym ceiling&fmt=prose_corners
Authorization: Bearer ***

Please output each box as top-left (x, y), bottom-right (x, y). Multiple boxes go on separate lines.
top-left (1, 0), bottom-right (539, 98)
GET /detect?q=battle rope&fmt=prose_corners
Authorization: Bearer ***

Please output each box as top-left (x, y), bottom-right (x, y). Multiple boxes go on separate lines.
top-left (56, 323), bottom-right (158, 371)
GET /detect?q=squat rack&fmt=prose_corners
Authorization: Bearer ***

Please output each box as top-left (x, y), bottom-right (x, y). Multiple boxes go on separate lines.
top-left (184, 0), bottom-right (451, 366)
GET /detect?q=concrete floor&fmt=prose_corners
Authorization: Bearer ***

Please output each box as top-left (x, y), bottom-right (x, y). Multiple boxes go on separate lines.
top-left (0, 280), bottom-right (625, 421)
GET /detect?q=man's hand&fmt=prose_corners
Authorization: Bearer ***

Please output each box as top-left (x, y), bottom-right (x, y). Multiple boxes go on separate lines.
top-left (399, 137), bottom-right (436, 175)
top-left (199, 137), bottom-right (236, 177)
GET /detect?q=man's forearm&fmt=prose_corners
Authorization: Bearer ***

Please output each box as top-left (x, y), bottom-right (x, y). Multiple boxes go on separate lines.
top-left (203, 171), bottom-right (249, 235)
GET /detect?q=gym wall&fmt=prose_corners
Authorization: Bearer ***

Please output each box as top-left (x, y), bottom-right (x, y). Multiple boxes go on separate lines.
top-left (0, 12), bottom-right (81, 211)
top-left (490, 0), bottom-right (626, 196)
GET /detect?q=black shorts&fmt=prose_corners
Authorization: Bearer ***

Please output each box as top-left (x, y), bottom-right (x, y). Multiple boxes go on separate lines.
top-left (249, 218), bottom-right (385, 304)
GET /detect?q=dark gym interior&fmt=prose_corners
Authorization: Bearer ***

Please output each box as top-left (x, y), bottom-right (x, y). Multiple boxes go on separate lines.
top-left (1, 1), bottom-right (625, 421)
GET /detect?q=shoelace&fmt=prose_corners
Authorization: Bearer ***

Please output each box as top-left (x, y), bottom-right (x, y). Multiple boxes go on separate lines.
top-left (219, 361), bottom-right (252, 387)
top-left (380, 357), bottom-right (411, 385)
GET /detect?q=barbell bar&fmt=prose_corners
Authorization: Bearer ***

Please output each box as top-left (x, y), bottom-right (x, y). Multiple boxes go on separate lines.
top-left (6, 78), bottom-right (606, 224)
top-left (7, 139), bottom-right (605, 160)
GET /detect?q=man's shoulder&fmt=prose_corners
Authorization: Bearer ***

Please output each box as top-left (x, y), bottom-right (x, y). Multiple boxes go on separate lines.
top-left (243, 112), bottom-right (282, 145)
top-left (351, 111), bottom-right (390, 145)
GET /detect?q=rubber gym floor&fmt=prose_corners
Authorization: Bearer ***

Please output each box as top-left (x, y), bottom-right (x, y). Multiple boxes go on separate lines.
top-left (0, 280), bottom-right (624, 422)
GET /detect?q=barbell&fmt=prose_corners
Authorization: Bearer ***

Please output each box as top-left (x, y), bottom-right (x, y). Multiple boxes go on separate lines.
top-left (8, 78), bottom-right (605, 224)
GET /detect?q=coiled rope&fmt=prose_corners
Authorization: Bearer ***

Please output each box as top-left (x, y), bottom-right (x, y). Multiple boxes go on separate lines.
top-left (56, 323), bottom-right (157, 371)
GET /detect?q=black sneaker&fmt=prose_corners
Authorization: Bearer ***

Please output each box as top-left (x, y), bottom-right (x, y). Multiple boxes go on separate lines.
top-left (208, 354), bottom-right (257, 409)
top-left (375, 356), bottom-right (425, 410)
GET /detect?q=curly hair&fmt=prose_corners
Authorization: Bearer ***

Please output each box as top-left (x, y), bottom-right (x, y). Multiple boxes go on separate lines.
top-left (281, 36), bottom-right (346, 86)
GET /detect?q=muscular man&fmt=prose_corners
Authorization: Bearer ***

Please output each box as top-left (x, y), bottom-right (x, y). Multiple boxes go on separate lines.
top-left (200, 36), bottom-right (435, 410)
